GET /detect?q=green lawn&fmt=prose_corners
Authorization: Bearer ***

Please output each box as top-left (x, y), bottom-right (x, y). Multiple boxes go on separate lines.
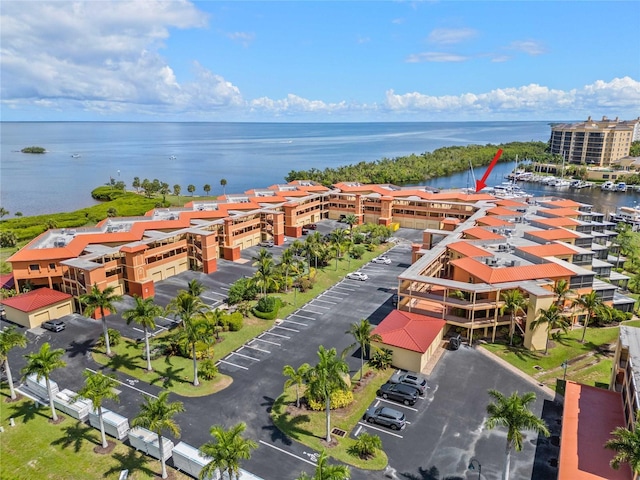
top-left (271, 366), bottom-right (391, 470)
top-left (0, 391), bottom-right (192, 480)
top-left (482, 320), bottom-right (640, 392)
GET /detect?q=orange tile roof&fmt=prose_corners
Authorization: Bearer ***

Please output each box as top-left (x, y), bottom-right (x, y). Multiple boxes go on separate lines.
top-left (542, 199), bottom-right (582, 208)
top-left (442, 218), bottom-right (461, 225)
top-left (494, 198), bottom-right (527, 207)
top-left (538, 207), bottom-right (581, 218)
top-left (2, 288), bottom-right (72, 312)
top-left (447, 241), bottom-right (492, 258)
top-left (0, 273), bottom-right (15, 290)
top-left (450, 257), bottom-right (574, 283)
top-left (517, 243), bottom-right (578, 258)
top-left (487, 206), bottom-right (521, 216)
top-left (534, 217), bottom-right (581, 227)
top-left (476, 216), bottom-right (514, 227)
top-left (372, 310), bottom-right (446, 353)
top-left (558, 381), bottom-right (630, 480)
top-left (462, 227), bottom-right (505, 240)
top-left (528, 229), bottom-right (581, 241)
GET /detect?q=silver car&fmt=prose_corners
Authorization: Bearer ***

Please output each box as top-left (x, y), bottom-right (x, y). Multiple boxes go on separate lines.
top-left (363, 406), bottom-right (406, 430)
top-left (346, 272), bottom-right (368, 281)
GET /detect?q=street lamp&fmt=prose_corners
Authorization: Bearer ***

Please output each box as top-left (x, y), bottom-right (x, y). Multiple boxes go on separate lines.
top-left (468, 458), bottom-right (481, 480)
top-left (561, 360), bottom-right (568, 381)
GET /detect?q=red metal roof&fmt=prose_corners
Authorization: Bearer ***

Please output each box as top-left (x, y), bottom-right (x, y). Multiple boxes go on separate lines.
top-left (2, 288), bottom-right (72, 312)
top-left (559, 382), bottom-right (631, 480)
top-left (372, 310), bottom-right (446, 353)
top-left (450, 257), bottom-right (574, 284)
top-left (0, 273), bottom-right (15, 290)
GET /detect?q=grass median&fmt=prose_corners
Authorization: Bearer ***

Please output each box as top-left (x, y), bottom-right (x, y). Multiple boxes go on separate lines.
top-left (271, 366), bottom-right (392, 470)
top-left (0, 389), bottom-right (191, 480)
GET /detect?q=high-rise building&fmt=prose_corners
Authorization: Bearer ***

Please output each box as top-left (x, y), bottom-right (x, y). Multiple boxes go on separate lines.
top-left (549, 116), bottom-right (638, 167)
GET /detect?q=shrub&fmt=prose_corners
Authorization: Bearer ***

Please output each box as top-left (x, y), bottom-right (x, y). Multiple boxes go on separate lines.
top-left (21, 146), bottom-right (46, 154)
top-left (200, 359), bottom-right (219, 380)
top-left (349, 245), bottom-right (367, 259)
top-left (96, 328), bottom-right (122, 348)
top-left (297, 276), bottom-right (314, 293)
top-left (225, 312), bottom-right (244, 331)
top-left (228, 278), bottom-right (259, 305)
top-left (347, 432), bottom-right (382, 459)
top-left (0, 230), bottom-right (17, 247)
top-left (256, 296), bottom-right (277, 313)
top-left (368, 348), bottom-right (393, 370)
top-left (307, 389), bottom-right (354, 411)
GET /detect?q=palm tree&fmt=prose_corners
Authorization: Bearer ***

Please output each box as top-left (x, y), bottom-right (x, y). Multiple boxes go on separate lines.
top-left (122, 296), bottom-right (163, 371)
top-left (306, 346), bottom-right (350, 442)
top-left (187, 279), bottom-right (206, 298)
top-left (530, 304), bottom-right (570, 355)
top-left (187, 184), bottom-right (196, 196)
top-left (220, 178), bottom-right (227, 195)
top-left (203, 184), bottom-right (211, 196)
top-left (500, 290), bottom-right (528, 346)
top-left (572, 291), bottom-right (603, 343)
top-left (79, 284), bottom-right (122, 356)
top-left (199, 422), bottom-right (258, 480)
top-left (21, 343), bottom-right (66, 421)
top-left (485, 389), bottom-right (550, 480)
top-left (553, 279), bottom-right (574, 308)
top-left (0, 326), bottom-right (27, 400)
top-left (252, 255), bottom-right (278, 297)
top-left (132, 391), bottom-right (184, 479)
top-left (76, 371), bottom-right (119, 449)
top-left (604, 411), bottom-right (640, 479)
top-left (166, 290), bottom-right (207, 326)
top-left (173, 184), bottom-right (181, 197)
top-left (181, 317), bottom-right (208, 386)
top-left (283, 363), bottom-right (310, 408)
top-left (343, 214), bottom-right (358, 237)
top-left (345, 319), bottom-right (381, 380)
top-left (296, 450), bottom-right (350, 480)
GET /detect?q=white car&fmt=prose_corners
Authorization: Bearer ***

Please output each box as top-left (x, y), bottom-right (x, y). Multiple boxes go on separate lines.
top-left (372, 256), bottom-right (391, 265)
top-left (346, 272), bottom-right (369, 281)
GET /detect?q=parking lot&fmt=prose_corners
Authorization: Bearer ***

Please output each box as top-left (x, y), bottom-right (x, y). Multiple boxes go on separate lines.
top-left (2, 225), bottom-right (560, 480)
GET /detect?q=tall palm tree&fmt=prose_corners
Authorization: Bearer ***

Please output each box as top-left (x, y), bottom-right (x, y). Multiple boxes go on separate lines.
top-left (283, 363), bottom-right (311, 408)
top-left (22, 343), bottom-right (66, 421)
top-left (530, 304), bottom-right (570, 355)
top-left (187, 279), bottom-right (206, 298)
top-left (296, 450), bottom-right (351, 480)
top-left (343, 214), bottom-right (358, 237)
top-left (553, 279), bottom-right (574, 308)
top-left (345, 319), bottom-right (382, 380)
top-left (306, 346), bottom-right (350, 443)
top-left (252, 256), bottom-right (278, 297)
top-left (572, 291), bottom-right (603, 343)
top-left (500, 290), bottom-right (528, 346)
top-left (122, 296), bottom-right (163, 371)
top-left (166, 290), bottom-right (207, 327)
top-left (76, 370), bottom-right (119, 449)
top-left (604, 411), bottom-right (640, 479)
top-left (132, 391), bottom-right (184, 479)
top-left (80, 283), bottom-right (122, 356)
top-left (0, 326), bottom-right (27, 400)
top-left (485, 389), bottom-right (550, 480)
top-left (199, 422), bottom-right (258, 480)
top-left (220, 178), bottom-right (227, 195)
top-left (181, 317), bottom-right (208, 386)
top-left (329, 229), bottom-right (349, 268)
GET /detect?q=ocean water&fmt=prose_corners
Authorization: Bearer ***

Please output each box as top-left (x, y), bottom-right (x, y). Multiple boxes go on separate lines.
top-left (0, 121), bottom-right (563, 217)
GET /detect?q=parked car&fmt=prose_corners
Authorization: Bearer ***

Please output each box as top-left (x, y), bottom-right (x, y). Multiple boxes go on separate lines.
top-left (258, 240), bottom-right (274, 248)
top-left (449, 334), bottom-right (462, 351)
top-left (372, 256), bottom-right (391, 265)
top-left (303, 223), bottom-right (317, 230)
top-left (390, 372), bottom-right (428, 395)
top-left (42, 320), bottom-right (66, 332)
top-left (377, 382), bottom-right (419, 406)
top-left (346, 271), bottom-right (368, 281)
top-left (363, 406), bottom-right (406, 430)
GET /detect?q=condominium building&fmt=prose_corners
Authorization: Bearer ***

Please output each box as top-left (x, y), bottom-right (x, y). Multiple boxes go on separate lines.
top-left (549, 116), bottom-right (638, 167)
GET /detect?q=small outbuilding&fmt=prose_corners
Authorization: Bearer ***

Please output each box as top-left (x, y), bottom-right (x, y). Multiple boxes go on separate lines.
top-left (371, 310), bottom-right (446, 373)
top-left (1, 288), bottom-right (73, 329)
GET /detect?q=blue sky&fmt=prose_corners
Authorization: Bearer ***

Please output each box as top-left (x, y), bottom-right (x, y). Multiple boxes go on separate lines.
top-left (1, 0), bottom-right (638, 122)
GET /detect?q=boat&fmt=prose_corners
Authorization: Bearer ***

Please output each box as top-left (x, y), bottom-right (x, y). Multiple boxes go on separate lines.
top-left (609, 205), bottom-right (640, 231)
top-left (555, 179), bottom-right (571, 188)
top-left (70, 154), bottom-right (81, 158)
top-left (601, 181), bottom-right (616, 191)
top-left (169, 155), bottom-right (177, 160)
top-left (616, 182), bottom-right (628, 192)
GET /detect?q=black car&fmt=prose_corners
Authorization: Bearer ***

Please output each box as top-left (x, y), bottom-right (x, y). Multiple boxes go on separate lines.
top-left (42, 320), bottom-right (66, 332)
top-left (449, 334), bottom-right (462, 350)
top-left (377, 382), bottom-right (419, 406)
top-left (389, 372), bottom-right (428, 395)
top-left (363, 406), bottom-right (406, 430)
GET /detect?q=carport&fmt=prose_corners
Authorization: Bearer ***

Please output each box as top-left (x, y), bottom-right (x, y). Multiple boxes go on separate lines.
top-left (1, 288), bottom-right (74, 328)
top-left (371, 310), bottom-right (445, 372)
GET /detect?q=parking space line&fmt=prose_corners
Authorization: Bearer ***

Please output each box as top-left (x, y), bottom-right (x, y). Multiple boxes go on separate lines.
top-left (274, 325), bottom-right (299, 333)
top-left (312, 298), bottom-right (336, 305)
top-left (290, 313), bottom-right (316, 321)
top-left (219, 286), bottom-right (230, 291)
top-left (332, 285), bottom-right (356, 292)
top-left (230, 351), bottom-right (260, 361)
top-left (282, 319), bottom-right (307, 327)
top-left (258, 441), bottom-right (316, 466)
top-left (85, 368), bottom-right (158, 399)
top-left (319, 294), bottom-right (343, 300)
top-left (264, 330), bottom-right (290, 339)
top-left (254, 337), bottom-right (281, 346)
top-left (307, 303), bottom-right (330, 309)
top-left (375, 397), bottom-right (419, 412)
top-left (299, 308), bottom-right (325, 315)
top-left (218, 359), bottom-right (248, 370)
top-left (243, 344), bottom-right (270, 353)
top-left (357, 421), bottom-right (403, 438)
top-left (159, 316), bottom-right (181, 324)
top-left (203, 291), bottom-right (226, 298)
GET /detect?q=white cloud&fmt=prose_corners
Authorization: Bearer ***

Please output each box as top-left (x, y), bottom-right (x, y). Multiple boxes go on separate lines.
top-left (406, 52), bottom-right (469, 63)
top-left (427, 28), bottom-right (477, 45)
top-left (508, 40), bottom-right (546, 56)
top-left (226, 31), bottom-right (256, 47)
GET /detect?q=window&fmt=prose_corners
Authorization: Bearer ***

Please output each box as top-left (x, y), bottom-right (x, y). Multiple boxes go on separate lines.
top-left (29, 264), bottom-right (40, 271)
top-left (49, 263), bottom-right (56, 270)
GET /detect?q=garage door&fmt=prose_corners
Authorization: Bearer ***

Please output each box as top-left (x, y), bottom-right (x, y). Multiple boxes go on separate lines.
top-left (33, 310), bottom-right (51, 325)
top-left (55, 303), bottom-right (73, 316)
top-left (152, 271), bottom-right (163, 282)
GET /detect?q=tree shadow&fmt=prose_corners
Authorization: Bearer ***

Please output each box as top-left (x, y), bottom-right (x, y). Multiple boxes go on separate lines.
top-left (104, 448), bottom-right (157, 478)
top-left (149, 364), bottom-right (186, 388)
top-left (400, 465), bottom-right (464, 480)
top-left (265, 394), bottom-right (314, 445)
top-left (7, 399), bottom-right (49, 423)
top-left (51, 420), bottom-right (97, 452)
top-left (105, 354), bottom-right (138, 372)
top-left (66, 339), bottom-right (96, 358)
top-left (511, 347), bottom-right (539, 362)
